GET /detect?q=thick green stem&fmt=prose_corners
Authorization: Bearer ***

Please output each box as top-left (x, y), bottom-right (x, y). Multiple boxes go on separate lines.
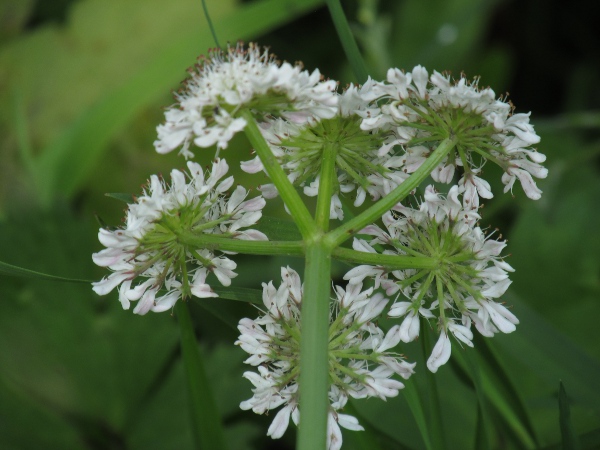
top-left (325, 0), bottom-right (369, 83)
top-left (178, 231), bottom-right (304, 256)
top-left (325, 137), bottom-right (457, 248)
top-left (332, 247), bottom-right (437, 270)
top-left (297, 244), bottom-right (332, 450)
top-left (241, 110), bottom-right (318, 239)
top-left (315, 142), bottom-right (338, 231)
top-left (176, 301), bottom-right (228, 450)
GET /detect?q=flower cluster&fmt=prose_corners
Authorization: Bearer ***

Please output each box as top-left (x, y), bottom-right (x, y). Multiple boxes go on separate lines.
top-left (93, 42), bottom-right (548, 449)
top-left (154, 43), bottom-right (338, 157)
top-left (361, 66), bottom-right (547, 206)
top-left (92, 159), bottom-right (267, 314)
top-left (344, 185), bottom-right (518, 372)
top-left (237, 267), bottom-right (415, 449)
top-left (241, 85), bottom-right (409, 220)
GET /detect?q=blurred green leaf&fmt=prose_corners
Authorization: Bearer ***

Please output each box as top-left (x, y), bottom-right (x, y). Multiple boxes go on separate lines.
top-left (105, 192), bottom-right (135, 204)
top-left (401, 378), bottom-right (433, 450)
top-left (255, 215), bottom-right (302, 241)
top-left (558, 381), bottom-right (581, 450)
top-left (176, 301), bottom-right (228, 450)
top-left (213, 286), bottom-right (262, 304)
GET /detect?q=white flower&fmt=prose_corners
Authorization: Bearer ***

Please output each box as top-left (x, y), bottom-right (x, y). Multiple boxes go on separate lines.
top-left (363, 65), bottom-right (547, 204)
top-left (237, 268), bottom-right (414, 447)
top-left (154, 43), bottom-right (338, 156)
top-left (346, 185), bottom-right (518, 370)
top-left (92, 158), bottom-right (267, 314)
top-left (241, 84), bottom-right (411, 219)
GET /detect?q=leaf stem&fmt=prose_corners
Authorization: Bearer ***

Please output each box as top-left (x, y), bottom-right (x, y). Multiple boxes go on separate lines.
top-left (241, 110), bottom-right (319, 240)
top-left (178, 231), bottom-right (305, 256)
top-left (315, 142), bottom-right (338, 231)
top-left (324, 137), bottom-right (457, 248)
top-left (332, 247), bottom-right (437, 269)
top-left (421, 318), bottom-right (446, 450)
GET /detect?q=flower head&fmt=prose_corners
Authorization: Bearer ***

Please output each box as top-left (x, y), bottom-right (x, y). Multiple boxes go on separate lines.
top-left (344, 185), bottom-right (518, 371)
top-left (154, 43), bottom-right (338, 157)
top-left (362, 66), bottom-right (547, 205)
top-left (237, 267), bottom-right (415, 448)
top-left (92, 158), bottom-right (267, 314)
top-left (242, 84), bottom-right (409, 220)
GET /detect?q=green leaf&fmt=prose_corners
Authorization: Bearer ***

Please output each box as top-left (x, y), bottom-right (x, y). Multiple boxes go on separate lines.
top-left (452, 349), bottom-right (493, 450)
top-left (497, 294), bottom-right (600, 414)
top-left (559, 382), bottom-right (581, 450)
top-left (254, 215), bottom-right (302, 241)
top-left (105, 192), bottom-right (135, 204)
top-left (212, 286), bottom-right (262, 304)
top-left (26, 0), bottom-right (325, 205)
top-left (176, 301), bottom-right (228, 450)
top-left (0, 259), bottom-right (91, 283)
top-left (401, 378), bottom-right (433, 450)
top-left (475, 336), bottom-right (539, 447)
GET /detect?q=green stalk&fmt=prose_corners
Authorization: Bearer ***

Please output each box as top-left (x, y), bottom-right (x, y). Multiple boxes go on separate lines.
top-left (421, 319), bottom-right (446, 450)
top-left (325, 137), bottom-right (457, 248)
top-left (297, 244), bottom-right (332, 450)
top-left (176, 301), bottom-right (227, 450)
top-left (315, 142), bottom-right (338, 231)
top-left (201, 0), bottom-right (221, 48)
top-left (325, 0), bottom-right (369, 83)
top-left (241, 110), bottom-right (318, 239)
top-left (178, 232), bottom-right (305, 256)
top-left (332, 247), bottom-right (437, 269)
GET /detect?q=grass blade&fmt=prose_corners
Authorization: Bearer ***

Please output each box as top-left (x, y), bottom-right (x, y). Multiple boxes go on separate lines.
top-left (559, 381), bottom-right (581, 450)
top-left (324, 0), bottom-right (369, 83)
top-left (176, 301), bottom-right (228, 450)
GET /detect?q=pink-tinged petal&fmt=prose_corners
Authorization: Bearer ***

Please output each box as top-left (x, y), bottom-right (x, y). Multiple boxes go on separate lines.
top-left (133, 288), bottom-right (157, 315)
top-left (267, 405), bottom-right (293, 439)
top-left (427, 333), bottom-right (452, 373)
top-left (327, 414), bottom-right (344, 450)
top-left (337, 414), bottom-right (364, 432)
top-left (92, 272), bottom-right (130, 296)
top-left (240, 156), bottom-right (264, 174)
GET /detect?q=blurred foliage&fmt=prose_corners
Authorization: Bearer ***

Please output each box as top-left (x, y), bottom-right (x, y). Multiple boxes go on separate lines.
top-left (0, 0), bottom-right (599, 448)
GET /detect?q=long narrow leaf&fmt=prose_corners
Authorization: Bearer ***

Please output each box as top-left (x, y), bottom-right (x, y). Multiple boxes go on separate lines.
top-left (454, 349), bottom-right (493, 449)
top-left (497, 294), bottom-right (600, 413)
top-left (476, 336), bottom-right (540, 446)
top-left (0, 260), bottom-right (91, 283)
top-left (176, 301), bottom-right (228, 450)
top-left (324, 0), bottom-right (369, 83)
top-left (401, 378), bottom-right (433, 450)
top-left (212, 286), bottom-right (262, 304)
top-left (559, 381), bottom-right (581, 450)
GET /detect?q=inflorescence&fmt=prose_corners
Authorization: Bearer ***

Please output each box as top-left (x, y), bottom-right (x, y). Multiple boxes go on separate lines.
top-left (93, 43), bottom-right (546, 449)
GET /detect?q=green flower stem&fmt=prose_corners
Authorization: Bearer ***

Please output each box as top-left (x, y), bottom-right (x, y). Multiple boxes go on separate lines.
top-left (421, 318), bottom-right (446, 450)
top-left (325, 0), bottom-right (369, 83)
top-left (324, 137), bottom-right (457, 248)
top-left (315, 142), bottom-right (338, 231)
top-left (298, 243), bottom-right (332, 450)
top-left (176, 301), bottom-right (228, 450)
top-left (332, 247), bottom-right (437, 270)
top-left (241, 110), bottom-right (318, 239)
top-left (178, 231), bottom-right (305, 256)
